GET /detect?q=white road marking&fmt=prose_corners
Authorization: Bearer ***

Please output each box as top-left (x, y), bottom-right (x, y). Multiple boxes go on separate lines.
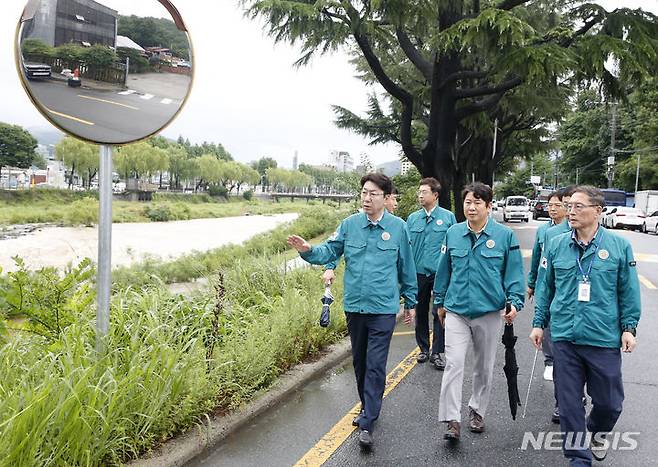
top-left (160, 98), bottom-right (172, 105)
top-left (140, 93), bottom-right (154, 100)
top-left (118, 90), bottom-right (136, 95)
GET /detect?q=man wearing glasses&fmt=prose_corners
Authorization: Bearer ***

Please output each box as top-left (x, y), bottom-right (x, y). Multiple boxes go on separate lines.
top-left (531, 185), bottom-right (641, 465)
top-left (287, 173), bottom-right (417, 449)
top-left (407, 177), bottom-right (456, 369)
top-left (433, 182), bottom-right (525, 440)
top-left (321, 187), bottom-right (399, 286)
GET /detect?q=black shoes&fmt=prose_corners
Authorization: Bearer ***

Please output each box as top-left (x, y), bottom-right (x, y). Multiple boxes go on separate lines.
top-left (417, 352), bottom-right (429, 363)
top-left (358, 429), bottom-right (374, 448)
top-left (551, 406), bottom-right (560, 424)
top-left (352, 409), bottom-right (364, 427)
top-left (433, 353), bottom-right (446, 370)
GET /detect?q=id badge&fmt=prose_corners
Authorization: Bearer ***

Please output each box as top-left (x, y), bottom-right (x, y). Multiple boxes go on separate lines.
top-left (578, 281), bottom-right (591, 302)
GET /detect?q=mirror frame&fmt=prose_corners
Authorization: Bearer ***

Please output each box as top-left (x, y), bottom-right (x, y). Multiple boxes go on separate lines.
top-left (14, 0), bottom-right (194, 146)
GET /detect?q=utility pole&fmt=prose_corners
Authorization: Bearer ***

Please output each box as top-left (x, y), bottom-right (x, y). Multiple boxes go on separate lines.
top-left (576, 168), bottom-right (579, 185)
top-left (608, 105), bottom-right (617, 188)
top-left (634, 153), bottom-right (641, 193)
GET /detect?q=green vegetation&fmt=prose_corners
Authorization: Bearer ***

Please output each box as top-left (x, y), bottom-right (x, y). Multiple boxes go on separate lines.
top-left (0, 122), bottom-right (38, 178)
top-left (112, 205), bottom-right (348, 288)
top-left (0, 205), bottom-right (348, 465)
top-left (0, 188), bottom-right (340, 227)
top-left (118, 15), bottom-right (191, 61)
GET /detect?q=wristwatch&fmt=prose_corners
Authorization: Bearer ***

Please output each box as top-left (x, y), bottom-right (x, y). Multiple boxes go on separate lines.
top-left (622, 327), bottom-right (637, 337)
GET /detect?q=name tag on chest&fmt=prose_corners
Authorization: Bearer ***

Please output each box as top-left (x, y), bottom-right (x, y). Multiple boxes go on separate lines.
top-left (578, 282), bottom-right (591, 302)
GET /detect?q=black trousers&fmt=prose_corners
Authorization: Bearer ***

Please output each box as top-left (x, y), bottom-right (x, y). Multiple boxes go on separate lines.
top-left (415, 273), bottom-right (445, 355)
top-left (346, 312), bottom-right (396, 432)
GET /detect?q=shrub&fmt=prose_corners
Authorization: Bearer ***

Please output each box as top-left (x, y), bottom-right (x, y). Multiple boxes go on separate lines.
top-left (143, 204), bottom-right (173, 222)
top-left (242, 190), bottom-right (254, 201)
top-left (208, 184), bottom-right (228, 199)
top-left (65, 198), bottom-right (99, 226)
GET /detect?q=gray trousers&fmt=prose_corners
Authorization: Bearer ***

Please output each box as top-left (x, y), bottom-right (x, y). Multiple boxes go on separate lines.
top-left (438, 311), bottom-right (502, 422)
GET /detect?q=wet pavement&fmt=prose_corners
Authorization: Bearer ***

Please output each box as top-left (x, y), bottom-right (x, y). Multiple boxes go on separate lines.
top-left (187, 215), bottom-right (658, 467)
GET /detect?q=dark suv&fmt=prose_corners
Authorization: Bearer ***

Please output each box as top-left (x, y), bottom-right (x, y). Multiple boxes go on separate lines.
top-left (532, 197), bottom-right (550, 220)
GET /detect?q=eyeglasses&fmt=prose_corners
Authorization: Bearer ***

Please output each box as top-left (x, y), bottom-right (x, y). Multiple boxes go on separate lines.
top-left (417, 190), bottom-right (433, 196)
top-left (547, 203), bottom-right (566, 208)
top-left (566, 203), bottom-right (599, 212)
top-left (361, 190), bottom-right (384, 198)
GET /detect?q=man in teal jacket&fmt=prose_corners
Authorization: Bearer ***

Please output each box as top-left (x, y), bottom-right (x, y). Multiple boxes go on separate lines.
top-left (287, 173), bottom-right (417, 449)
top-left (527, 189), bottom-right (568, 382)
top-left (321, 187), bottom-right (399, 285)
top-left (531, 185), bottom-right (640, 466)
top-left (407, 177), bottom-right (456, 369)
top-left (433, 182), bottom-right (525, 440)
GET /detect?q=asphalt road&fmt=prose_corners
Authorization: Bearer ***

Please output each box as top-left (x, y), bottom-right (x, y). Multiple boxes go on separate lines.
top-left (188, 215), bottom-right (658, 467)
top-left (25, 79), bottom-right (184, 143)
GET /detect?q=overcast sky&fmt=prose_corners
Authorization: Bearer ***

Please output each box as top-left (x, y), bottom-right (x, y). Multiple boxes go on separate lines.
top-left (0, 0), bottom-right (654, 168)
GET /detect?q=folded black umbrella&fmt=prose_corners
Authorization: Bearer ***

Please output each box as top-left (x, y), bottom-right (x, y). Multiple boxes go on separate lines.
top-left (502, 303), bottom-right (522, 420)
top-left (320, 286), bottom-right (334, 327)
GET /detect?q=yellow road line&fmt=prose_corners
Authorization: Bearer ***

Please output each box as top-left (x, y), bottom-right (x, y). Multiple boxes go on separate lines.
top-left (639, 275), bottom-right (656, 290)
top-left (392, 331), bottom-right (414, 336)
top-left (43, 106), bottom-right (94, 126)
top-left (294, 346), bottom-right (421, 466)
top-left (77, 94), bottom-right (139, 110)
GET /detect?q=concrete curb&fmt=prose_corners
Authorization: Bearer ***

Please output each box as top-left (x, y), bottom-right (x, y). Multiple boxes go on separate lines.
top-left (130, 338), bottom-right (352, 467)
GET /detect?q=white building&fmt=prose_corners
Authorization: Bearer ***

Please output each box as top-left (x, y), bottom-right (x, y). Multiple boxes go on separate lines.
top-left (327, 150), bottom-right (354, 172)
top-left (400, 157), bottom-right (414, 175)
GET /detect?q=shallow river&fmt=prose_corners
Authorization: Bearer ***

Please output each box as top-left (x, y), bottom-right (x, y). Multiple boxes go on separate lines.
top-left (0, 213), bottom-right (298, 272)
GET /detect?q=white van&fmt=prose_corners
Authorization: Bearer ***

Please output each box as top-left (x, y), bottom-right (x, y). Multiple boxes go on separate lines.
top-left (503, 196), bottom-right (530, 222)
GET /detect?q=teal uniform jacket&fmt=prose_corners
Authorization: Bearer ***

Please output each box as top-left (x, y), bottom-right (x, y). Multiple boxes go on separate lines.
top-left (432, 218), bottom-right (525, 319)
top-left (300, 211), bottom-right (418, 314)
top-left (534, 219), bottom-right (571, 297)
top-left (527, 220), bottom-right (553, 290)
top-left (407, 206), bottom-right (457, 275)
top-left (533, 227), bottom-right (641, 348)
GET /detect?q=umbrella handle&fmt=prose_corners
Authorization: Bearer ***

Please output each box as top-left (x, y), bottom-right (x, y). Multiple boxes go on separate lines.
top-left (522, 347), bottom-right (540, 419)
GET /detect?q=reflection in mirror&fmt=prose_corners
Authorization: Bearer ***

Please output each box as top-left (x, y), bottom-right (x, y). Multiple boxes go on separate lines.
top-left (16, 0), bottom-right (193, 145)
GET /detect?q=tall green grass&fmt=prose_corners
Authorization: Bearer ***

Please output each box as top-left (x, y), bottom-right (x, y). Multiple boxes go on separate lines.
top-left (0, 260), bottom-right (346, 466)
top-left (0, 203), bottom-right (351, 465)
top-left (0, 188), bottom-right (346, 226)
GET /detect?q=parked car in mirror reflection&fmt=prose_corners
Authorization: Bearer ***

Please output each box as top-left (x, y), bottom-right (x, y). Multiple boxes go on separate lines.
top-left (23, 60), bottom-right (51, 80)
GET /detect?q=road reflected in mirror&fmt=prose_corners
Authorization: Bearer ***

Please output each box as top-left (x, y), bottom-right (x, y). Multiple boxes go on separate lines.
top-left (16, 0), bottom-right (192, 144)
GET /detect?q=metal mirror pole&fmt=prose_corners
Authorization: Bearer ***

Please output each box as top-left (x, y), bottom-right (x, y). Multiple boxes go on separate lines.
top-left (97, 144), bottom-right (113, 353)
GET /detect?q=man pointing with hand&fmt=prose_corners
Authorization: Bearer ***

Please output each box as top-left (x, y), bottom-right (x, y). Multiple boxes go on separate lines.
top-left (287, 173), bottom-right (417, 449)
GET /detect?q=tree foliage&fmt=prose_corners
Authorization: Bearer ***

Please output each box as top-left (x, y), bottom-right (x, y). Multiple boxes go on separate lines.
top-left (243, 0), bottom-right (658, 218)
top-left (54, 137), bottom-right (98, 189)
top-left (118, 15), bottom-right (190, 60)
top-left (0, 122), bottom-right (38, 177)
top-left (558, 79), bottom-right (658, 191)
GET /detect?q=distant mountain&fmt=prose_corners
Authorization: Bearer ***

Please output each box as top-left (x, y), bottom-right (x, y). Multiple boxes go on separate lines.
top-left (27, 126), bottom-right (64, 146)
top-left (376, 159), bottom-right (402, 177)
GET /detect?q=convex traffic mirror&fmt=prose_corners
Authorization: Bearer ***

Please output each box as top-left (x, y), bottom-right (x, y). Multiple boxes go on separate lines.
top-left (15, 0), bottom-right (193, 145)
